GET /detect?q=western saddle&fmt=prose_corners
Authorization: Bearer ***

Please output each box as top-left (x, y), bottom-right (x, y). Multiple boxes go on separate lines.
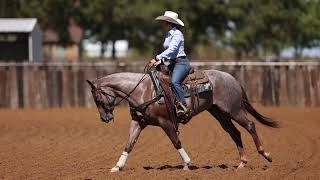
top-left (150, 65), bottom-right (212, 126)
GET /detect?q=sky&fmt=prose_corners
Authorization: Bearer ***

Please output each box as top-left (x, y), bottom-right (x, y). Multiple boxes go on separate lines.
top-left (281, 47), bottom-right (320, 58)
top-left (83, 39), bottom-right (320, 59)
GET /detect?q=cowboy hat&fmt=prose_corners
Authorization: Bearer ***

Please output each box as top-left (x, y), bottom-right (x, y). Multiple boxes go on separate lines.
top-left (155, 11), bottom-right (184, 27)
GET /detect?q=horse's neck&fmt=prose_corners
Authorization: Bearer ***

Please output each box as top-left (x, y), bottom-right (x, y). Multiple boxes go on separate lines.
top-left (103, 73), bottom-right (143, 91)
top-left (102, 73), bottom-right (145, 106)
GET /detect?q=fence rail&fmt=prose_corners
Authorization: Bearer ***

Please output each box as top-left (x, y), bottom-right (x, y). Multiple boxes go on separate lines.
top-left (0, 61), bottom-right (319, 109)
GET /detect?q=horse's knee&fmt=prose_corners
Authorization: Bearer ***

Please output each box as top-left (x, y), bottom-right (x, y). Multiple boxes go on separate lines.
top-left (246, 121), bottom-right (256, 134)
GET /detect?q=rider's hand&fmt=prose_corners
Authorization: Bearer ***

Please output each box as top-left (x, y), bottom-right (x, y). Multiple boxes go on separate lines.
top-left (149, 59), bottom-right (156, 64)
top-left (149, 59), bottom-right (161, 67)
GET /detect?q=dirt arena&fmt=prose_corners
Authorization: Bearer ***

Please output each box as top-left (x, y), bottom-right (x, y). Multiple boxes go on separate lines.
top-left (0, 106), bottom-right (319, 180)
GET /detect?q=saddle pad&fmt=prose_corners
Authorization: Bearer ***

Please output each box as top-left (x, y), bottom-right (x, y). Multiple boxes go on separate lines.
top-left (183, 82), bottom-right (212, 97)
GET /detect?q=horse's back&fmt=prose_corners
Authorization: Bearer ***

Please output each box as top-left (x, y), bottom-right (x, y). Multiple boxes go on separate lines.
top-left (203, 69), bottom-right (240, 87)
top-left (203, 69), bottom-right (243, 112)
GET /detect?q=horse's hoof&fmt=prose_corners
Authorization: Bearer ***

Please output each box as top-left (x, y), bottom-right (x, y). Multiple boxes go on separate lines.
top-left (183, 165), bottom-right (190, 171)
top-left (236, 161), bottom-right (246, 170)
top-left (263, 152), bottom-right (272, 162)
top-left (110, 166), bottom-right (121, 173)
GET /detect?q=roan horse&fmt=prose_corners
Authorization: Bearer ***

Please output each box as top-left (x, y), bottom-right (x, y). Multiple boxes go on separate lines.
top-left (87, 67), bottom-right (279, 172)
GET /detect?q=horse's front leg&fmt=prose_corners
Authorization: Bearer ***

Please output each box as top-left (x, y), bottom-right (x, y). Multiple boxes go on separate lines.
top-left (110, 120), bottom-right (145, 172)
top-left (158, 117), bottom-right (192, 170)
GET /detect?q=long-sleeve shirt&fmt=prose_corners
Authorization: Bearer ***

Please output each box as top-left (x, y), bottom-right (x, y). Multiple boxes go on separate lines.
top-left (156, 27), bottom-right (187, 62)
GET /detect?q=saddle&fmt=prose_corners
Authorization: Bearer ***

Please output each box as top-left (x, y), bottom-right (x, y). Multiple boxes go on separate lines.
top-left (158, 67), bottom-right (211, 98)
top-left (155, 65), bottom-right (212, 126)
top-left (182, 68), bottom-right (209, 84)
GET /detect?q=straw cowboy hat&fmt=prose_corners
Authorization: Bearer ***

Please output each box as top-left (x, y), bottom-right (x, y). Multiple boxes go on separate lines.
top-left (155, 11), bottom-right (184, 27)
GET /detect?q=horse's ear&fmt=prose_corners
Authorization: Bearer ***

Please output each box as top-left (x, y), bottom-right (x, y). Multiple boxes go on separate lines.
top-left (86, 80), bottom-right (96, 89)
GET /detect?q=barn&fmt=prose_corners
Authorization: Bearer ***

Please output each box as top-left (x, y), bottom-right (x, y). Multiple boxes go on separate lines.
top-left (0, 18), bottom-right (42, 62)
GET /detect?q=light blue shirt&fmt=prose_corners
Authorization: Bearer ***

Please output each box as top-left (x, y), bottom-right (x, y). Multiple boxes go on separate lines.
top-left (156, 27), bottom-right (187, 62)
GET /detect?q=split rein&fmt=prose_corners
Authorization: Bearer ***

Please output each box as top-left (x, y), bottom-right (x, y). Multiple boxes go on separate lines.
top-left (98, 63), bottom-right (155, 112)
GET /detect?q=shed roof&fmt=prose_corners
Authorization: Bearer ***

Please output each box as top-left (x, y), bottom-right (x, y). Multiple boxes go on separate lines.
top-left (0, 18), bottom-right (37, 33)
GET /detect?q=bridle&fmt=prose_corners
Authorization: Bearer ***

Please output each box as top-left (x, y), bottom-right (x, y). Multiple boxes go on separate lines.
top-left (95, 64), bottom-right (154, 113)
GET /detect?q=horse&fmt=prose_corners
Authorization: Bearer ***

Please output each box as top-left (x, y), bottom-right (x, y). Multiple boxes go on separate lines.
top-left (86, 68), bottom-right (279, 172)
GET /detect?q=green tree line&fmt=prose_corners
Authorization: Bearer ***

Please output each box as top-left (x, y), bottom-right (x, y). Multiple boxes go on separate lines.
top-left (1, 0), bottom-right (320, 59)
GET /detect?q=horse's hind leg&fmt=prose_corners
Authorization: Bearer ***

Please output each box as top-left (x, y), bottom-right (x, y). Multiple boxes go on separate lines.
top-left (231, 111), bottom-right (272, 162)
top-left (208, 106), bottom-right (247, 169)
top-left (110, 120), bottom-right (145, 172)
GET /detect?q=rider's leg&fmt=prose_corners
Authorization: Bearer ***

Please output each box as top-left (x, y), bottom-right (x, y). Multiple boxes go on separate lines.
top-left (171, 60), bottom-right (191, 113)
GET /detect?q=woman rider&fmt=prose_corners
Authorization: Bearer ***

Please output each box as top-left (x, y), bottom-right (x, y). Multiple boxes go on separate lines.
top-left (149, 11), bottom-right (192, 117)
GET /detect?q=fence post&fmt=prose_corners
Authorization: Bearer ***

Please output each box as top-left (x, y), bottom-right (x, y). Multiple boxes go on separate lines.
top-left (310, 66), bottom-right (320, 106)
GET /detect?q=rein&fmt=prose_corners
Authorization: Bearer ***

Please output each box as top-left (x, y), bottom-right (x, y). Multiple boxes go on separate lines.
top-left (99, 64), bottom-right (154, 111)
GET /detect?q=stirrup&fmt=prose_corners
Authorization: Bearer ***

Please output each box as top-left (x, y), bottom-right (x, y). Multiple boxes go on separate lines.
top-left (179, 102), bottom-right (189, 113)
top-left (176, 102), bottom-right (189, 117)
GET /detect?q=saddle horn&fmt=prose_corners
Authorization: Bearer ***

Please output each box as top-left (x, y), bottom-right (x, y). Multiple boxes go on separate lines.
top-left (86, 80), bottom-right (96, 90)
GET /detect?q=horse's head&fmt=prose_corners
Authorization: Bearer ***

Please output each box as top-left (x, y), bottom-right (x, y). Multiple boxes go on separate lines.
top-left (87, 80), bottom-right (116, 123)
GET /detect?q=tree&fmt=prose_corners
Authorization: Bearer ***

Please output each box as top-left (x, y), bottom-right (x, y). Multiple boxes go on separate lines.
top-left (228, 0), bottom-right (319, 59)
top-left (292, 0), bottom-right (320, 57)
top-left (3, 0), bottom-right (320, 60)
top-left (0, 0), bottom-right (20, 17)
top-left (79, 0), bottom-right (167, 60)
top-left (19, 0), bottom-right (86, 60)
top-left (161, 0), bottom-right (229, 55)
top-left (80, 0), bottom-right (132, 60)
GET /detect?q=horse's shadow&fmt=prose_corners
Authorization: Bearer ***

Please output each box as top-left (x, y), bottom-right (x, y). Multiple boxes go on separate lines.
top-left (143, 164), bottom-right (229, 171)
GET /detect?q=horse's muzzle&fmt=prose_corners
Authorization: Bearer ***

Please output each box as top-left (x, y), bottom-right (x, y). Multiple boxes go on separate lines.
top-left (100, 111), bottom-right (114, 123)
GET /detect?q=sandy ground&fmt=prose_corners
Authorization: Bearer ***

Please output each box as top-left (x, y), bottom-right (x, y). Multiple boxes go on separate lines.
top-left (0, 106), bottom-right (319, 180)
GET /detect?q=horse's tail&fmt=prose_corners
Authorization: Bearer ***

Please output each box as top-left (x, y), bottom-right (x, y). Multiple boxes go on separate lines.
top-left (241, 86), bottom-right (280, 128)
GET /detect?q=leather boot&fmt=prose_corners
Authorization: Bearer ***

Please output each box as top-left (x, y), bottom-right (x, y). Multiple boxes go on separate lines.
top-left (176, 102), bottom-right (189, 117)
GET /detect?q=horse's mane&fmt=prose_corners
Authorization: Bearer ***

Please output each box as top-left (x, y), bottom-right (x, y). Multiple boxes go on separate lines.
top-left (93, 72), bottom-right (146, 88)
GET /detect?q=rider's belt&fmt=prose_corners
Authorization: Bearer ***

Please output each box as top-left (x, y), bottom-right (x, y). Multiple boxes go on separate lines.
top-left (173, 56), bottom-right (187, 63)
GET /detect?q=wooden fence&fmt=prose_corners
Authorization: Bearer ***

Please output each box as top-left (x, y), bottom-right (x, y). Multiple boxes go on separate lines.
top-left (0, 61), bottom-right (319, 109)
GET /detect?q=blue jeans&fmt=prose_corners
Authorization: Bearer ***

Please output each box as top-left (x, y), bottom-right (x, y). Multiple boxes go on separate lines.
top-left (168, 59), bottom-right (191, 104)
